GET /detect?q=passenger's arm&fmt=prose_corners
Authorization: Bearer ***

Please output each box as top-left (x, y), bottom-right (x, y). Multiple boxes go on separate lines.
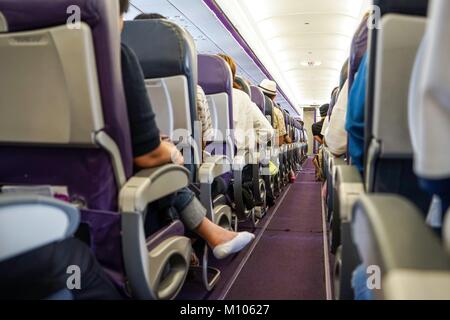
top-left (134, 140), bottom-right (184, 169)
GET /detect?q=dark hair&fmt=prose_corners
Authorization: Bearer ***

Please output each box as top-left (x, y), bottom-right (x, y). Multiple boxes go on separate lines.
top-left (119, 0), bottom-right (129, 15)
top-left (312, 119), bottom-right (325, 138)
top-left (134, 13), bottom-right (166, 20)
top-left (320, 104), bottom-right (330, 118)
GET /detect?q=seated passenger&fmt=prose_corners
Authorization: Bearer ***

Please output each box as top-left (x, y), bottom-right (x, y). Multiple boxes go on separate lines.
top-left (258, 79), bottom-right (297, 182)
top-left (119, 1), bottom-right (254, 259)
top-left (134, 13), bottom-right (214, 150)
top-left (322, 88), bottom-right (339, 137)
top-left (259, 79), bottom-right (289, 147)
top-left (324, 80), bottom-right (349, 157)
top-left (217, 55), bottom-right (274, 151)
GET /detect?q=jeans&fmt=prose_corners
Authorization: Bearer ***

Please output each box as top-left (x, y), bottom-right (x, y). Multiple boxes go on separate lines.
top-left (148, 187), bottom-right (206, 232)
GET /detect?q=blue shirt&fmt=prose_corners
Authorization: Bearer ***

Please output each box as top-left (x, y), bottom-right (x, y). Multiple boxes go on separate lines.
top-left (346, 53), bottom-right (368, 174)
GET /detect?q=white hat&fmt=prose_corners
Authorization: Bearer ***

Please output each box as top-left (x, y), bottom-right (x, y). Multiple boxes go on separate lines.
top-left (259, 79), bottom-right (277, 96)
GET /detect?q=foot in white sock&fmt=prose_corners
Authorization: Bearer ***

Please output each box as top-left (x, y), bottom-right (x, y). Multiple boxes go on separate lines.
top-left (212, 232), bottom-right (255, 260)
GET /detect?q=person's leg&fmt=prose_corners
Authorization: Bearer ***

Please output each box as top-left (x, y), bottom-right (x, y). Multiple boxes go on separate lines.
top-left (172, 187), bottom-right (255, 259)
top-left (56, 239), bottom-right (123, 300)
top-left (0, 238), bottom-right (122, 300)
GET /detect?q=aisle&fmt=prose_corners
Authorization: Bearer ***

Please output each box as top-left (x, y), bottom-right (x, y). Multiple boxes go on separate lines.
top-left (221, 159), bottom-right (328, 300)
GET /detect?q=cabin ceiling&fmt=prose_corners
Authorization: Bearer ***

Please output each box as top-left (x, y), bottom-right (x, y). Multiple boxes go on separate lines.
top-left (127, 0), bottom-right (370, 113)
top-left (215, 0), bottom-right (370, 106)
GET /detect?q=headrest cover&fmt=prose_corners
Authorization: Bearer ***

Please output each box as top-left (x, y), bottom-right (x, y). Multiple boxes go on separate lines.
top-left (198, 54), bottom-right (233, 129)
top-left (198, 54), bottom-right (232, 96)
top-left (0, 12), bottom-right (7, 32)
top-left (122, 20), bottom-right (197, 84)
top-left (0, 0), bottom-right (101, 32)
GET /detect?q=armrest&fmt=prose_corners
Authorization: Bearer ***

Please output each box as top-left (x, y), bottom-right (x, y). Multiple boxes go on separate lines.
top-left (352, 195), bottom-right (450, 272)
top-left (0, 195), bottom-right (80, 262)
top-left (119, 164), bottom-right (190, 213)
top-left (334, 165), bottom-right (365, 222)
top-left (384, 270), bottom-right (450, 300)
top-left (199, 155), bottom-right (232, 184)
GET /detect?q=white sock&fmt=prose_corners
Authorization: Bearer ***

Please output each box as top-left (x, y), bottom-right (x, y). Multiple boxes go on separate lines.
top-left (213, 232), bottom-right (255, 260)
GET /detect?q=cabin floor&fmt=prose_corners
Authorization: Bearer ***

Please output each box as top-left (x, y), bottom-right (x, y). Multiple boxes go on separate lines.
top-left (179, 158), bottom-right (332, 300)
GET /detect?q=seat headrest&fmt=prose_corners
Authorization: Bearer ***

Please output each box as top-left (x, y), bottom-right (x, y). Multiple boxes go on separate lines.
top-left (122, 20), bottom-right (197, 83)
top-left (250, 86), bottom-right (265, 113)
top-left (198, 54), bottom-right (232, 96)
top-left (373, 0), bottom-right (429, 17)
top-left (264, 96), bottom-right (273, 116)
top-left (198, 54), bottom-right (233, 129)
top-left (235, 76), bottom-right (251, 97)
top-left (0, 0), bottom-right (105, 32)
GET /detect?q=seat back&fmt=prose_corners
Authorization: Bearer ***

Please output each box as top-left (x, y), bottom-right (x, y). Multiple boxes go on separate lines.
top-left (0, 0), bottom-right (132, 211)
top-left (250, 85), bottom-right (265, 115)
top-left (121, 20), bottom-right (197, 141)
top-left (365, 0), bottom-right (429, 155)
top-left (0, 195), bottom-right (79, 262)
top-left (235, 76), bottom-right (251, 98)
top-left (198, 54), bottom-right (234, 158)
top-left (366, 11), bottom-right (430, 212)
top-left (264, 96), bottom-right (274, 126)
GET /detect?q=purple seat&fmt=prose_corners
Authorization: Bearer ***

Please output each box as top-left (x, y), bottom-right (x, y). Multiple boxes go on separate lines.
top-left (250, 86), bottom-right (266, 115)
top-left (198, 54), bottom-right (234, 158)
top-left (0, 0), bottom-right (192, 300)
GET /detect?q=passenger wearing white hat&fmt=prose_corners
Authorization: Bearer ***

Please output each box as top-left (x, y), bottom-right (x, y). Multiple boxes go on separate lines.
top-left (259, 79), bottom-right (290, 147)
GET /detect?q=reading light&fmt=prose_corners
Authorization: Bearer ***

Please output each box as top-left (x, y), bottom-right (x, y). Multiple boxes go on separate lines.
top-left (301, 61), bottom-right (322, 67)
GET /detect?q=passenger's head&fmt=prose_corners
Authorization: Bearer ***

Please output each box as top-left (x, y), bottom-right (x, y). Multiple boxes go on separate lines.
top-left (217, 54), bottom-right (241, 89)
top-left (259, 79), bottom-right (277, 101)
top-left (320, 104), bottom-right (329, 118)
top-left (119, 0), bottom-right (130, 30)
top-left (134, 13), bottom-right (166, 20)
top-left (312, 120), bottom-right (324, 140)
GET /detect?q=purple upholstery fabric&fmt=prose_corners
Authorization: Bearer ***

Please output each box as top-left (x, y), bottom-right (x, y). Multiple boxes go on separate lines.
top-left (349, 14), bottom-right (369, 91)
top-left (80, 208), bottom-right (127, 294)
top-left (250, 86), bottom-right (265, 114)
top-left (198, 54), bottom-right (234, 130)
top-left (0, 0), bottom-right (133, 211)
top-left (146, 220), bottom-right (185, 252)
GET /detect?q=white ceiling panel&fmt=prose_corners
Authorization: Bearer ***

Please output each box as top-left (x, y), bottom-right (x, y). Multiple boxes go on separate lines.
top-left (216, 0), bottom-right (371, 105)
